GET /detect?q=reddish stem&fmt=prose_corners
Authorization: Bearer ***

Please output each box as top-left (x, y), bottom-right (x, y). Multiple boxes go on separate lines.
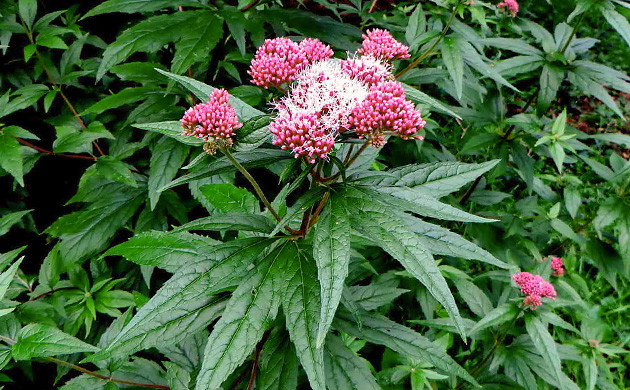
top-left (16, 138), bottom-right (96, 161)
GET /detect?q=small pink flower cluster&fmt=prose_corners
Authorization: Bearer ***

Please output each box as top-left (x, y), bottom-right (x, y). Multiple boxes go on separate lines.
top-left (512, 272), bottom-right (556, 309)
top-left (180, 89), bottom-right (242, 140)
top-left (498, 0), bottom-right (519, 17)
top-left (349, 81), bottom-right (426, 147)
top-left (357, 29), bottom-right (411, 61)
top-left (248, 37), bottom-right (333, 89)
top-left (550, 256), bottom-right (565, 276)
top-left (340, 56), bottom-right (392, 87)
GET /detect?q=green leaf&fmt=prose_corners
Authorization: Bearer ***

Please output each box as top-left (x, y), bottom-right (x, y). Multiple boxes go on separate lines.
top-left (162, 149), bottom-right (292, 191)
top-left (155, 69), bottom-right (264, 121)
top-left (405, 4), bottom-right (427, 50)
top-left (440, 37), bottom-right (464, 99)
top-left (389, 160), bottom-right (500, 198)
top-left (402, 84), bottom-right (461, 119)
top-left (134, 121), bottom-right (205, 146)
top-left (175, 213), bottom-right (274, 234)
top-left (323, 334), bottom-right (379, 390)
top-left (97, 11), bottom-right (215, 79)
top-left (282, 245), bottom-right (326, 390)
top-left (0, 134), bottom-right (24, 186)
top-left (106, 231), bottom-right (220, 272)
top-left (148, 137), bottom-right (189, 209)
top-left (568, 71), bottom-right (623, 118)
top-left (563, 187), bottom-right (581, 219)
top-left (376, 186), bottom-right (496, 223)
top-left (196, 242), bottom-right (291, 389)
top-left (12, 324), bottom-right (99, 360)
top-left (199, 183), bottom-right (259, 213)
top-left (83, 0), bottom-right (203, 19)
top-left (165, 362), bottom-right (191, 390)
top-left (313, 195), bottom-right (351, 347)
top-left (95, 156), bottom-right (137, 187)
top-left (525, 315), bottom-right (565, 390)
top-left (89, 239), bottom-right (272, 362)
top-left (550, 218), bottom-right (581, 243)
top-left (588, 132), bottom-right (630, 148)
top-left (172, 14), bottom-right (222, 74)
top-left (481, 38), bottom-right (543, 56)
top-left (270, 187), bottom-right (325, 235)
top-left (257, 328), bottom-right (299, 390)
top-left (81, 87), bottom-right (162, 115)
top-left (538, 64), bottom-right (564, 112)
top-left (341, 187), bottom-right (466, 339)
top-left (549, 143), bottom-right (566, 173)
top-left (333, 310), bottom-right (477, 385)
top-left (468, 303), bottom-right (519, 335)
top-left (18, 0), bottom-right (37, 29)
top-left (601, 7), bottom-right (630, 50)
top-left (46, 185), bottom-right (145, 264)
top-left (459, 40), bottom-right (518, 92)
top-left (0, 246), bottom-right (26, 272)
top-left (234, 115), bottom-right (272, 152)
top-left (0, 210), bottom-right (32, 236)
top-left (36, 35), bottom-right (67, 49)
top-left (0, 258), bottom-right (23, 301)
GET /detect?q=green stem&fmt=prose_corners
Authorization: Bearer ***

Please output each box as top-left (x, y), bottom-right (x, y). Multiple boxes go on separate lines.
top-left (560, 12), bottom-right (585, 54)
top-left (220, 146), bottom-right (281, 222)
top-left (396, 0), bottom-right (463, 79)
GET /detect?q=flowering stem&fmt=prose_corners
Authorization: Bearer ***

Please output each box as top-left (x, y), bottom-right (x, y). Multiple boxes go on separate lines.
top-left (396, 0), bottom-right (463, 79)
top-left (220, 146), bottom-right (282, 222)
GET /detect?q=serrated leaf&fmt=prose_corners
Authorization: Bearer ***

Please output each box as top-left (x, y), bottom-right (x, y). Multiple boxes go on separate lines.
top-left (313, 195), bottom-right (351, 347)
top-left (199, 183), bottom-right (259, 213)
top-left (0, 210), bottom-right (32, 236)
top-left (525, 315), bottom-right (565, 390)
top-left (106, 231), bottom-right (220, 273)
top-left (538, 64), bottom-right (564, 112)
top-left (389, 160), bottom-right (500, 198)
top-left (0, 258), bottom-right (23, 301)
top-left (323, 334), bottom-right (379, 390)
top-left (155, 69), bottom-right (263, 121)
top-left (601, 7), bottom-right (630, 50)
top-left (174, 213), bottom-right (274, 234)
top-left (158, 330), bottom-right (207, 372)
top-left (282, 244), bottom-right (326, 390)
top-left (441, 36), bottom-right (464, 99)
top-left (149, 137), bottom-right (189, 209)
top-left (12, 324), bottom-right (99, 360)
top-left (196, 242), bottom-right (291, 389)
top-left (0, 246), bottom-right (26, 273)
top-left (0, 134), bottom-right (24, 186)
top-left (270, 187), bottom-right (325, 235)
top-left (87, 238), bottom-right (270, 361)
top-left (257, 328), bottom-right (299, 390)
top-left (82, 0), bottom-right (203, 19)
top-left (333, 310), bottom-right (477, 385)
top-left (18, 0), bottom-right (37, 29)
top-left (134, 121), bottom-right (205, 146)
top-left (165, 361), bottom-right (191, 390)
top-left (468, 303), bottom-right (519, 335)
top-left (95, 156), bottom-right (137, 187)
top-left (171, 14), bottom-right (222, 74)
top-left (402, 84), bottom-right (461, 119)
top-left (340, 187), bottom-right (466, 339)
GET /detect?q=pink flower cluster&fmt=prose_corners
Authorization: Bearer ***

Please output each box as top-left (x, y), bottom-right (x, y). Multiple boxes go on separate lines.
top-left (180, 89), bottom-right (242, 140)
top-left (550, 256), bottom-right (565, 276)
top-left (349, 81), bottom-right (426, 147)
top-left (498, 0), bottom-right (519, 17)
top-left (512, 272), bottom-right (556, 309)
top-left (340, 56), bottom-right (392, 87)
top-left (358, 29), bottom-right (410, 61)
top-left (248, 37), bottom-right (333, 89)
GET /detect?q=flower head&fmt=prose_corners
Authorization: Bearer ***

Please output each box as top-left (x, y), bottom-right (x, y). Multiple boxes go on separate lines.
top-left (248, 37), bottom-right (308, 89)
top-left (181, 89), bottom-right (242, 141)
top-left (270, 60), bottom-right (369, 162)
top-left (498, 0), bottom-right (519, 17)
top-left (512, 272), bottom-right (556, 309)
top-left (340, 55), bottom-right (393, 87)
top-left (349, 81), bottom-right (425, 147)
top-left (550, 256), bottom-right (565, 276)
top-left (299, 38), bottom-right (334, 62)
top-left (358, 29), bottom-right (410, 61)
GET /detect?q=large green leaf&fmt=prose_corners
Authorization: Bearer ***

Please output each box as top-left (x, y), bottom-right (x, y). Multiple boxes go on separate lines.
top-left (196, 242), bottom-right (292, 389)
top-left (402, 84), bottom-right (461, 119)
top-left (0, 258), bottom-right (23, 301)
top-left (387, 160), bottom-right (500, 198)
top-left (525, 315), bottom-right (565, 390)
top-left (441, 36), bottom-right (464, 100)
top-left (12, 324), bottom-right (99, 360)
top-left (340, 187), bottom-right (466, 338)
top-left (199, 183), bottom-right (259, 213)
top-left (282, 244), bottom-right (326, 390)
top-left (601, 7), bottom-right (630, 50)
top-left (174, 213), bottom-right (275, 234)
top-left (106, 231), bottom-right (220, 273)
top-left (323, 334), bottom-right (379, 390)
top-left (133, 121), bottom-right (205, 146)
top-left (333, 310), bottom-right (477, 385)
top-left (87, 238), bottom-right (271, 361)
top-left (270, 187), bottom-right (326, 235)
top-left (82, 0), bottom-right (203, 19)
top-left (171, 14), bottom-right (223, 74)
top-left (257, 329), bottom-right (299, 390)
top-left (468, 303), bottom-right (519, 336)
top-left (313, 195), bottom-right (351, 347)
top-left (0, 209), bottom-right (32, 236)
top-left (155, 69), bottom-right (263, 121)
top-left (538, 64), bottom-right (565, 112)
top-left (148, 137), bottom-right (189, 209)
top-left (0, 134), bottom-right (24, 186)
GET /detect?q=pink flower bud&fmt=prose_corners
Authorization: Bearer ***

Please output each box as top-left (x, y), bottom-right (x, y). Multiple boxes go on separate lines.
top-left (180, 89), bottom-right (242, 140)
top-left (358, 29), bottom-right (410, 61)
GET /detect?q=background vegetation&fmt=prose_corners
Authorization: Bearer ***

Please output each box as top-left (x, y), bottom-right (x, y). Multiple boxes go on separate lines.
top-left (1, 0), bottom-right (629, 389)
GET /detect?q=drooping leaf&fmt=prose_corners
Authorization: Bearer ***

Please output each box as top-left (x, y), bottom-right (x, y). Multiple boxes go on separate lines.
top-left (196, 242), bottom-right (292, 389)
top-left (313, 194), bottom-right (351, 347)
top-left (12, 324), bottom-right (99, 360)
top-left (282, 244), bottom-right (326, 390)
